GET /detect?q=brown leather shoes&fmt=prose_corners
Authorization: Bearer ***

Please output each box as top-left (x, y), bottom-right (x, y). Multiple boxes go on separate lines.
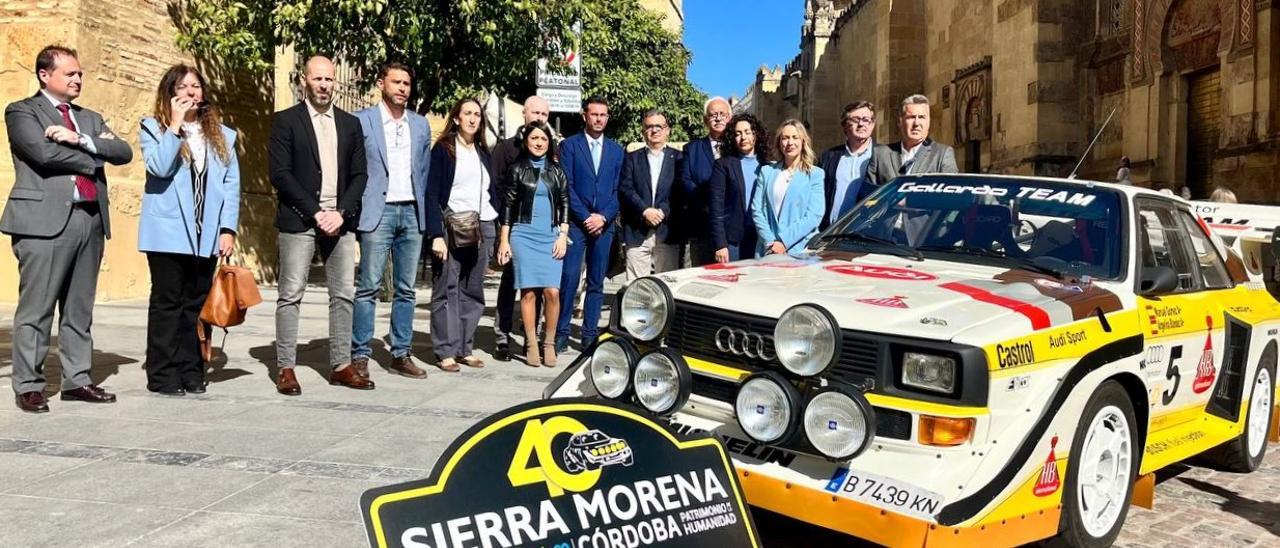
top-left (330, 365), bottom-right (375, 390)
top-left (276, 368), bottom-right (301, 396)
top-left (16, 391), bottom-right (49, 413)
top-left (351, 356), bottom-right (370, 379)
top-left (61, 384), bottom-right (116, 403)
top-left (388, 356), bottom-right (428, 379)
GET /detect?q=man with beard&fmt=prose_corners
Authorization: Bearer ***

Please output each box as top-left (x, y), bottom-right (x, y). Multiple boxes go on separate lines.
top-left (349, 62), bottom-right (432, 380)
top-left (269, 55), bottom-right (372, 395)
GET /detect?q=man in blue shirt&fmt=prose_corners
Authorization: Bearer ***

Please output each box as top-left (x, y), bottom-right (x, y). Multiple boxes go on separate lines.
top-left (556, 96), bottom-right (624, 353)
top-left (819, 101), bottom-right (876, 230)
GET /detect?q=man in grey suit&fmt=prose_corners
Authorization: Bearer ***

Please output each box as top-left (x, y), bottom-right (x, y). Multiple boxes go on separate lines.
top-left (866, 94), bottom-right (959, 186)
top-left (350, 62), bottom-right (431, 380)
top-left (1, 45), bottom-right (133, 413)
top-left (866, 94), bottom-right (958, 245)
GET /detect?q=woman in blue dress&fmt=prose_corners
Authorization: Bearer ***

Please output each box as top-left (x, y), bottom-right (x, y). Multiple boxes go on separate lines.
top-left (496, 122), bottom-right (569, 367)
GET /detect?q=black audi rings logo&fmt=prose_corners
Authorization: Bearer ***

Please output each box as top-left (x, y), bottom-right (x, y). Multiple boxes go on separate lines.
top-left (715, 327), bottom-right (776, 360)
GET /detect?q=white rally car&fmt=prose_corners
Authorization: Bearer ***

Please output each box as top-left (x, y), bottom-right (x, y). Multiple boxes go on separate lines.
top-left (546, 174), bottom-right (1280, 547)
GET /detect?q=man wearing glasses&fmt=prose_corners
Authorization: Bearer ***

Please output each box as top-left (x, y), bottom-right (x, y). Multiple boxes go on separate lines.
top-left (619, 110), bottom-right (681, 280)
top-left (679, 96), bottom-right (733, 266)
top-left (350, 62), bottom-right (433, 380)
top-left (819, 101), bottom-right (877, 230)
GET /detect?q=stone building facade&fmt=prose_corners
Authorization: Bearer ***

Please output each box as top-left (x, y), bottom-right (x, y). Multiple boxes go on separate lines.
top-left (740, 0), bottom-right (1280, 204)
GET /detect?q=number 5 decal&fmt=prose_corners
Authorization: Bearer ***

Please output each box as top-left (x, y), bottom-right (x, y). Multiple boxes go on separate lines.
top-left (1161, 345), bottom-right (1184, 406)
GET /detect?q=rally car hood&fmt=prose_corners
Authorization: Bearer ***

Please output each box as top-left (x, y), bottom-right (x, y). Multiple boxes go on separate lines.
top-left (656, 253), bottom-right (1125, 343)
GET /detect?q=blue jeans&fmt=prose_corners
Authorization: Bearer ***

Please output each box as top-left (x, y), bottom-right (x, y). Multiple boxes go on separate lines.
top-left (557, 223), bottom-right (614, 343)
top-left (352, 204), bottom-right (423, 359)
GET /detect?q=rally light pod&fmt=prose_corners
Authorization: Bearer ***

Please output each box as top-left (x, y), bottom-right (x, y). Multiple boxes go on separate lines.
top-left (618, 277), bottom-right (674, 342)
top-left (802, 384), bottom-right (877, 461)
top-left (774, 304), bottom-right (841, 377)
top-left (631, 349), bottom-right (693, 416)
top-left (589, 338), bottom-right (639, 399)
top-left (734, 371), bottom-right (803, 445)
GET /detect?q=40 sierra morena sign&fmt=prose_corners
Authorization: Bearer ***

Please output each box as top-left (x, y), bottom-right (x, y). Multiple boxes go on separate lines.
top-left (360, 399), bottom-right (759, 548)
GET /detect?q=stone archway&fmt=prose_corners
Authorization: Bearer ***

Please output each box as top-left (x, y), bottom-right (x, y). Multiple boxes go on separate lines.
top-left (1130, 0), bottom-right (1253, 84)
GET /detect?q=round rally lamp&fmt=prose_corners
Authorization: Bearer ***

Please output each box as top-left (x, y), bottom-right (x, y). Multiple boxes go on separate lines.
top-left (589, 339), bottom-right (639, 399)
top-left (803, 385), bottom-right (876, 461)
top-left (774, 304), bottom-right (840, 376)
top-left (619, 278), bottom-right (672, 341)
top-left (734, 371), bottom-right (802, 444)
top-left (632, 349), bottom-right (693, 415)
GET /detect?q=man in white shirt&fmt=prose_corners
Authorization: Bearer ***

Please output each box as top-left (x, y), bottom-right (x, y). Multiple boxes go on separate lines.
top-left (619, 110), bottom-right (681, 281)
top-left (866, 94), bottom-right (959, 187)
top-left (351, 62), bottom-right (433, 380)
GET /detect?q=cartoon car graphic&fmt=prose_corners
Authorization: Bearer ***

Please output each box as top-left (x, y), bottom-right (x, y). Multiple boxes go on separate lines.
top-left (545, 174), bottom-right (1280, 547)
top-left (562, 430), bottom-right (634, 473)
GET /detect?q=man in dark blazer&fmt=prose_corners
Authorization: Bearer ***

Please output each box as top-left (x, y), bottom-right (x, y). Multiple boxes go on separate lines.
top-left (556, 96), bottom-right (624, 353)
top-left (866, 94), bottom-right (959, 186)
top-left (619, 110), bottom-right (681, 280)
top-left (2, 45), bottom-right (133, 413)
top-left (268, 55), bottom-right (371, 395)
top-left (490, 95), bottom-right (550, 361)
top-left (679, 96), bottom-right (732, 266)
top-left (819, 101), bottom-right (877, 230)
top-left (350, 62), bottom-right (431, 380)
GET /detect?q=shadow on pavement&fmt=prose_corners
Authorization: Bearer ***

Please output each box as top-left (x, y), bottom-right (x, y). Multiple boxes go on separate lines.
top-left (1179, 477), bottom-right (1280, 539)
top-left (0, 327), bottom-right (138, 393)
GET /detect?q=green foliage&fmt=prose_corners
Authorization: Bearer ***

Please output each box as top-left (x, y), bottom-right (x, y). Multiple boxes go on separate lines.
top-left (578, 0), bottom-right (706, 142)
top-left (174, 0), bottom-right (705, 137)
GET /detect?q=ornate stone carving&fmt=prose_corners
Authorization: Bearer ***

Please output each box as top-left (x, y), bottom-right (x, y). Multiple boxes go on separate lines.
top-left (1132, 0), bottom-right (1255, 82)
top-left (953, 57), bottom-right (992, 143)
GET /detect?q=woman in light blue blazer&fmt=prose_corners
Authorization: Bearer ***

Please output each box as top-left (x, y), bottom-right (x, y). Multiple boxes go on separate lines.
top-left (138, 65), bottom-right (240, 396)
top-left (751, 119), bottom-right (826, 256)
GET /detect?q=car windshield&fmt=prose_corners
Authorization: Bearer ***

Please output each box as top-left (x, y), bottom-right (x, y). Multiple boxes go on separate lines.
top-left (816, 176), bottom-right (1125, 279)
top-left (578, 432), bottom-right (606, 443)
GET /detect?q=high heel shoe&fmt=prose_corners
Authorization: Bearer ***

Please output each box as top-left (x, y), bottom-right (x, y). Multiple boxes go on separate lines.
top-left (542, 342), bottom-right (558, 368)
top-left (525, 340), bottom-right (542, 367)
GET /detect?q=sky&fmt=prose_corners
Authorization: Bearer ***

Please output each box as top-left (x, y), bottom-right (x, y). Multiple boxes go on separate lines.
top-left (684, 1), bottom-right (805, 100)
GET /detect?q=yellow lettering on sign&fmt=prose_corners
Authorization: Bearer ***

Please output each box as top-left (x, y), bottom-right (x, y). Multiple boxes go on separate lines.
top-left (507, 417), bottom-right (601, 497)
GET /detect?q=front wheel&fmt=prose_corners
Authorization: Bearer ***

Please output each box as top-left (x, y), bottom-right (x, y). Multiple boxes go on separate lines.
top-left (1055, 380), bottom-right (1139, 548)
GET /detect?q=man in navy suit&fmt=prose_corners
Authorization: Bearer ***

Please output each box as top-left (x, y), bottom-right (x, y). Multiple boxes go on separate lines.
top-left (350, 62), bottom-right (432, 380)
top-left (619, 110), bottom-right (681, 280)
top-left (679, 96), bottom-right (732, 266)
top-left (556, 96), bottom-right (624, 352)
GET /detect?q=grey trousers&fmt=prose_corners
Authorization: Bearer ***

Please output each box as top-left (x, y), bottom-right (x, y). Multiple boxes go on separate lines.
top-left (275, 230), bottom-right (356, 368)
top-left (430, 221), bottom-right (495, 359)
top-left (10, 206), bottom-right (104, 394)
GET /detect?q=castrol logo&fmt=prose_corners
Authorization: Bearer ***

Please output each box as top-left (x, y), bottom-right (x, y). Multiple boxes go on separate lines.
top-left (824, 264), bottom-right (938, 281)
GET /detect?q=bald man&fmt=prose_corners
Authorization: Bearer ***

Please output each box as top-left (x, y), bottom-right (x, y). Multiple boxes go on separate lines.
top-left (489, 95), bottom-right (554, 361)
top-left (678, 96), bottom-right (732, 266)
top-left (269, 55), bottom-right (371, 394)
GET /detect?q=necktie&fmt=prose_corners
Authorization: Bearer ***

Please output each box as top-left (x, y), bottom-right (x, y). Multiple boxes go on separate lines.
top-left (56, 104), bottom-right (97, 201)
top-left (711, 140), bottom-right (721, 160)
top-left (590, 140), bottom-right (601, 174)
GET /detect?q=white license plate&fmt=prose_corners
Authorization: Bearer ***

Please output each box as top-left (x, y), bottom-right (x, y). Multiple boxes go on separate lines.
top-left (823, 467), bottom-right (944, 521)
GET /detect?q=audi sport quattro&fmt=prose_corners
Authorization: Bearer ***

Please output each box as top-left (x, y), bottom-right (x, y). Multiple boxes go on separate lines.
top-left (546, 174), bottom-right (1280, 547)
top-left (562, 429), bottom-right (635, 472)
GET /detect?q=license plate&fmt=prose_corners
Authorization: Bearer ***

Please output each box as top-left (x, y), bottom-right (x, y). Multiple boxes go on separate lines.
top-left (823, 467), bottom-right (944, 521)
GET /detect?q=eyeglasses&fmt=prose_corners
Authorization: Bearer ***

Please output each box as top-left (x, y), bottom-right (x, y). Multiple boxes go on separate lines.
top-left (644, 124), bottom-right (669, 131)
top-left (842, 116), bottom-right (874, 127)
top-left (707, 113), bottom-right (730, 120)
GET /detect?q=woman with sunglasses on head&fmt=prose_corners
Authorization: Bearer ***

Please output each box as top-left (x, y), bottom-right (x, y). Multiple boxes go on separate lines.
top-left (425, 97), bottom-right (500, 372)
top-left (138, 64), bottom-right (240, 396)
top-left (495, 121), bottom-right (569, 367)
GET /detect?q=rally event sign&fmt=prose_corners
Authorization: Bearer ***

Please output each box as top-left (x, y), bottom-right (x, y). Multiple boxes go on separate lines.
top-left (361, 399), bottom-right (759, 548)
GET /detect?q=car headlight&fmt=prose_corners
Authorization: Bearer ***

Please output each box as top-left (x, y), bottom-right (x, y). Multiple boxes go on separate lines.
top-left (632, 349), bottom-right (692, 415)
top-left (803, 385), bottom-right (876, 460)
top-left (901, 352), bottom-right (957, 394)
top-left (734, 372), bottom-right (801, 444)
top-left (589, 339), bottom-right (638, 399)
top-left (774, 304), bottom-right (840, 376)
top-left (619, 278), bottom-right (672, 341)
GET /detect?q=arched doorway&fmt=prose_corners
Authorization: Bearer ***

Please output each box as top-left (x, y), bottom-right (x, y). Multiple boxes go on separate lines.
top-left (1164, 0), bottom-right (1223, 197)
top-left (1185, 69), bottom-right (1221, 197)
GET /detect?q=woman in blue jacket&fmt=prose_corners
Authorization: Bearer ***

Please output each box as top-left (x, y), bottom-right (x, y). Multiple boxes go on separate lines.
top-left (138, 65), bottom-right (240, 396)
top-left (751, 119), bottom-right (826, 256)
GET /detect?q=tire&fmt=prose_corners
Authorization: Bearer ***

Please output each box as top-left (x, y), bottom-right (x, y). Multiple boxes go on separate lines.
top-left (1206, 360), bottom-right (1276, 473)
top-left (564, 451), bottom-right (584, 473)
top-left (1054, 380), bottom-right (1139, 548)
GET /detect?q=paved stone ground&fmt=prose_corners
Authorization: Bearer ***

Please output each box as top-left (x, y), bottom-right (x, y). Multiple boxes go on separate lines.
top-left (0, 275), bottom-right (1278, 547)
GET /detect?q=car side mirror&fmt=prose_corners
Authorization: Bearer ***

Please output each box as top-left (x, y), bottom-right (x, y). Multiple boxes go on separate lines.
top-left (1139, 266), bottom-right (1179, 296)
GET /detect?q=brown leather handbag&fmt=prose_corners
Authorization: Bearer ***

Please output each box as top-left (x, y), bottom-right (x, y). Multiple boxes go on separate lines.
top-left (197, 259), bottom-right (263, 361)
